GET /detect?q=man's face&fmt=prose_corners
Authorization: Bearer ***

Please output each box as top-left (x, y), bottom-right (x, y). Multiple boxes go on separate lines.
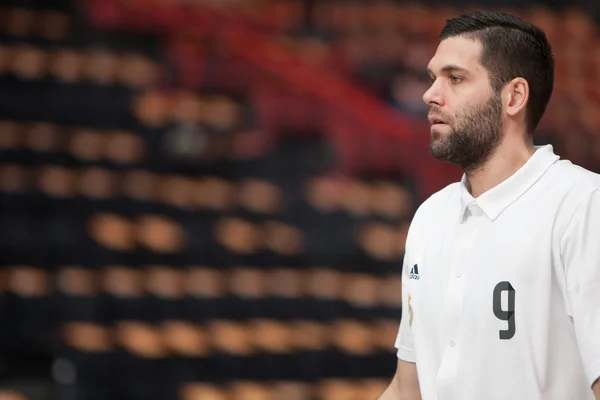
top-left (423, 36), bottom-right (504, 171)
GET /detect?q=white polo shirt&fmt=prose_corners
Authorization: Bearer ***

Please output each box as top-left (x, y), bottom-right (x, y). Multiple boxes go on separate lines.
top-left (395, 145), bottom-right (600, 400)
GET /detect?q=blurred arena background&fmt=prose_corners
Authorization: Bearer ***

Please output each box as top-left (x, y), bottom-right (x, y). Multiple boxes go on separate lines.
top-left (0, 0), bottom-right (599, 399)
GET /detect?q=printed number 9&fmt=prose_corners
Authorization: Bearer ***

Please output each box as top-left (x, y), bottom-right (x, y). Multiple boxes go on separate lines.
top-left (493, 281), bottom-right (516, 340)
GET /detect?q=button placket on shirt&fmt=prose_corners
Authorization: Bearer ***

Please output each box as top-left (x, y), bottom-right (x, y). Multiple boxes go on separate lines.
top-left (436, 204), bottom-right (483, 400)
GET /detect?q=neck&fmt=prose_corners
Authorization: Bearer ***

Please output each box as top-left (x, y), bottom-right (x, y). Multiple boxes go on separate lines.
top-left (465, 135), bottom-right (535, 198)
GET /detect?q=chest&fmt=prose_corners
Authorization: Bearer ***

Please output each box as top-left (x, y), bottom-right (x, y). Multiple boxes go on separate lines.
top-left (407, 203), bottom-right (564, 339)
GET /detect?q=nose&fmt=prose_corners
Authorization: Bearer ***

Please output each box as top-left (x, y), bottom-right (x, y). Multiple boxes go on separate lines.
top-left (423, 80), bottom-right (443, 107)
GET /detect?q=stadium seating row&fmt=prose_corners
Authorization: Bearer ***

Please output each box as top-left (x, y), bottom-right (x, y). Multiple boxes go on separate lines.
top-left (178, 379), bottom-right (389, 400)
top-left (0, 8), bottom-right (70, 41)
top-left (0, 163), bottom-right (414, 220)
top-left (0, 43), bottom-right (158, 88)
top-left (0, 122), bottom-right (143, 166)
top-left (3, 265), bottom-right (401, 305)
top-left (58, 319), bottom-right (397, 355)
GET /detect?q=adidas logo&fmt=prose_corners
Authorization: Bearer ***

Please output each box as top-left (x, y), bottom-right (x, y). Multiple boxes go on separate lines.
top-left (409, 264), bottom-right (420, 280)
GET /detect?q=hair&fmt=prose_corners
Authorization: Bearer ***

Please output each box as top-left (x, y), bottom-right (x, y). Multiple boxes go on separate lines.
top-left (440, 10), bottom-right (554, 135)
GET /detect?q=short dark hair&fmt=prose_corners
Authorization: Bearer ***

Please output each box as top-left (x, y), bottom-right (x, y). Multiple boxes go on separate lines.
top-left (440, 10), bottom-right (554, 135)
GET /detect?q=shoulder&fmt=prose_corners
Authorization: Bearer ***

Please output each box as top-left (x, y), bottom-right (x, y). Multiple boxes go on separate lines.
top-left (549, 160), bottom-right (600, 203)
top-left (552, 160), bottom-right (600, 189)
top-left (414, 181), bottom-right (461, 219)
top-left (547, 161), bottom-right (600, 237)
top-left (406, 181), bottom-right (461, 239)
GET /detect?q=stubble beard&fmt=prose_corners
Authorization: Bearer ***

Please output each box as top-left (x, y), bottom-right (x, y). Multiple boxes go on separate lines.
top-left (429, 93), bottom-right (504, 173)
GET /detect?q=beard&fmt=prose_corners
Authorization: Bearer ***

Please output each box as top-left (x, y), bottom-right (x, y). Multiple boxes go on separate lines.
top-left (429, 92), bottom-right (503, 172)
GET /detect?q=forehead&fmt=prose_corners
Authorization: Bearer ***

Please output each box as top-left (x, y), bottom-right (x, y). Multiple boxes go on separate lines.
top-left (427, 36), bottom-right (485, 75)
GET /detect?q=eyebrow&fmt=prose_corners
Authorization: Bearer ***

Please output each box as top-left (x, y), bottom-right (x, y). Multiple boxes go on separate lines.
top-left (427, 64), bottom-right (470, 76)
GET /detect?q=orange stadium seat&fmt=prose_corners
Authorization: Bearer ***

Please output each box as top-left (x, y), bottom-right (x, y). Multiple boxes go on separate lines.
top-left (229, 266), bottom-right (266, 301)
top-left (208, 319), bottom-right (253, 358)
top-left (56, 266), bottom-right (98, 298)
top-left (179, 382), bottom-right (228, 400)
top-left (78, 168), bottom-right (117, 201)
top-left (213, 216), bottom-right (262, 255)
top-left (88, 213), bottom-right (136, 253)
top-left (37, 165), bottom-right (76, 199)
top-left (316, 379), bottom-right (360, 400)
top-left (358, 379), bottom-right (388, 399)
top-left (113, 321), bottom-right (169, 398)
top-left (305, 267), bottom-right (342, 306)
top-left (341, 272), bottom-right (379, 312)
top-left (0, 164), bottom-right (28, 196)
top-left (61, 322), bottom-right (113, 356)
top-left (137, 214), bottom-right (185, 253)
top-left (0, 44), bottom-right (11, 76)
top-left (0, 121), bottom-right (23, 155)
top-left (133, 90), bottom-right (170, 128)
top-left (84, 49), bottom-right (119, 86)
top-left (357, 221), bottom-right (398, 263)
top-left (202, 95), bottom-right (241, 132)
top-left (339, 179), bottom-right (372, 217)
top-left (37, 11), bottom-right (70, 40)
top-left (262, 220), bottom-right (303, 256)
top-left (184, 266), bottom-right (226, 322)
top-left (105, 130), bottom-right (145, 166)
top-left (116, 53), bottom-right (159, 89)
top-left (161, 320), bottom-right (209, 358)
top-left (7, 266), bottom-right (49, 299)
top-left (69, 128), bottom-right (106, 163)
top-left (24, 122), bottom-right (61, 156)
top-left (230, 381), bottom-right (274, 400)
top-left (5, 265), bottom-right (53, 353)
top-left (237, 178), bottom-right (283, 215)
top-left (371, 181), bottom-right (414, 221)
top-left (115, 321), bottom-right (166, 358)
top-left (145, 266), bottom-right (185, 318)
top-left (272, 381), bottom-right (312, 400)
top-left (196, 177), bottom-right (235, 211)
top-left (103, 266), bottom-right (143, 298)
top-left (158, 175), bottom-right (195, 210)
top-left (122, 169), bottom-right (158, 203)
top-left (250, 318), bottom-right (294, 355)
top-left (264, 267), bottom-right (303, 300)
top-left (0, 390), bottom-right (28, 400)
top-left (3, 8), bottom-right (36, 37)
top-left (169, 91), bottom-right (203, 125)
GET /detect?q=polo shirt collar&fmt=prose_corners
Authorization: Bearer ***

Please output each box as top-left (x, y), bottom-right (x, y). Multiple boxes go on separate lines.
top-left (459, 145), bottom-right (560, 222)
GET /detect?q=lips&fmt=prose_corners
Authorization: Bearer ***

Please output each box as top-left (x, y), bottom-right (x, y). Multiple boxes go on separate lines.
top-left (428, 116), bottom-right (446, 125)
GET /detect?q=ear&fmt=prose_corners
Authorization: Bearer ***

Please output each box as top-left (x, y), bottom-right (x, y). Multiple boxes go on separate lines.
top-left (503, 77), bottom-right (529, 117)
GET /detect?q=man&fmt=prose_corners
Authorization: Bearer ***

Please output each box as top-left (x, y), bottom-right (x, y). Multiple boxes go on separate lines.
top-left (378, 10), bottom-right (600, 400)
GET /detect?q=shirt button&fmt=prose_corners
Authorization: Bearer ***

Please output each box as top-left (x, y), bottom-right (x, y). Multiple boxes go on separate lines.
top-left (449, 340), bottom-right (456, 347)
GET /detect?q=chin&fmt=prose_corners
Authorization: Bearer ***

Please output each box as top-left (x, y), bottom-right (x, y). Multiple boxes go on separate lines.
top-left (430, 125), bottom-right (450, 141)
top-left (430, 123), bottom-right (450, 133)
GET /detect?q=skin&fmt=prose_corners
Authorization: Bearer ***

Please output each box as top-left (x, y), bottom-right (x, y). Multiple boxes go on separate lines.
top-left (379, 35), bottom-right (600, 399)
top-left (423, 35), bottom-right (534, 198)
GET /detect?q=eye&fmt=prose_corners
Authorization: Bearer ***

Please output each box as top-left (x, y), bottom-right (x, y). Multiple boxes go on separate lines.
top-left (449, 75), bottom-right (464, 84)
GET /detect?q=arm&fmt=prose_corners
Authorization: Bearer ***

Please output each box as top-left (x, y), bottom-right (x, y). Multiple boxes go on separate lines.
top-left (378, 359), bottom-right (422, 400)
top-left (561, 189), bottom-right (600, 397)
top-left (380, 241), bottom-right (421, 400)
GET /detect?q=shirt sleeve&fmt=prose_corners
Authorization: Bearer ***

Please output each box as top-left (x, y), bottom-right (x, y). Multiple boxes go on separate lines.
top-left (560, 189), bottom-right (600, 388)
top-left (395, 251), bottom-right (416, 363)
